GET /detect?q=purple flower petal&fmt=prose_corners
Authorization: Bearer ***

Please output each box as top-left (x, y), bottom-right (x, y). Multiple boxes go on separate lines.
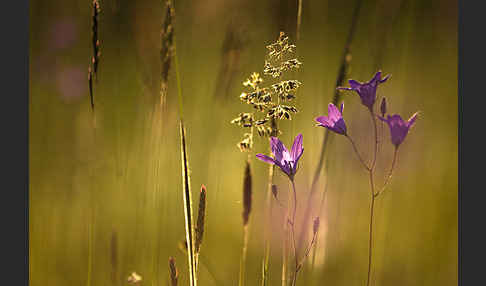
top-left (316, 103), bottom-right (347, 135)
top-left (407, 112), bottom-right (419, 128)
top-left (370, 71), bottom-right (382, 85)
top-left (256, 154), bottom-right (275, 165)
top-left (257, 135), bottom-right (305, 179)
top-left (334, 118), bottom-right (347, 134)
top-left (336, 86), bottom-right (353, 91)
top-left (291, 134), bottom-right (303, 162)
top-left (270, 137), bottom-right (285, 162)
top-left (381, 112), bottom-right (418, 147)
top-left (380, 74), bottom-right (391, 84)
top-left (315, 116), bottom-right (330, 126)
top-left (328, 103), bottom-right (341, 122)
top-left (339, 71), bottom-right (390, 109)
top-left (348, 79), bottom-right (361, 90)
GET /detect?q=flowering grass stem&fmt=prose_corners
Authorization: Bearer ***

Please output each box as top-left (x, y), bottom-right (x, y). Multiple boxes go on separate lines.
top-left (170, 0), bottom-right (183, 119)
top-left (179, 122), bottom-right (197, 286)
top-left (290, 179), bottom-right (299, 286)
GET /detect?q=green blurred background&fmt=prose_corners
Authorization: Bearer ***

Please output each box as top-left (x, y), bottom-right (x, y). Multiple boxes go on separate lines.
top-left (29, 0), bottom-right (457, 285)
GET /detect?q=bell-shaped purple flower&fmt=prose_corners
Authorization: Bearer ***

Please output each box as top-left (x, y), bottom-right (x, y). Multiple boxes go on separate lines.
top-left (315, 103), bottom-right (347, 135)
top-left (379, 112), bottom-right (418, 147)
top-left (338, 71), bottom-right (390, 110)
top-left (256, 134), bottom-right (304, 179)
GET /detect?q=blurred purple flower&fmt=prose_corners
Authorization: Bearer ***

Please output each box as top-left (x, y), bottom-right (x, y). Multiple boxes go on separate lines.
top-left (48, 19), bottom-right (78, 50)
top-left (256, 134), bottom-right (304, 179)
top-left (56, 66), bottom-right (86, 102)
top-left (315, 103), bottom-right (347, 135)
top-left (338, 71), bottom-right (390, 110)
top-left (379, 112), bottom-right (418, 147)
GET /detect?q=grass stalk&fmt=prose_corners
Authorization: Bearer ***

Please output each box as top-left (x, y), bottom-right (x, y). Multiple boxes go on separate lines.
top-left (179, 121), bottom-right (197, 286)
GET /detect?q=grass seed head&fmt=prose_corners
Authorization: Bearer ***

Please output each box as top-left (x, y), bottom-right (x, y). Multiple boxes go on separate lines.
top-left (195, 185), bottom-right (207, 254)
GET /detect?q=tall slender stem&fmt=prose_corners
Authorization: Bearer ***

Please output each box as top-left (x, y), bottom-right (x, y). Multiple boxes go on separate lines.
top-left (366, 109), bottom-right (379, 286)
top-left (366, 172), bottom-right (376, 286)
top-left (375, 148), bottom-right (399, 197)
top-left (290, 179), bottom-right (299, 286)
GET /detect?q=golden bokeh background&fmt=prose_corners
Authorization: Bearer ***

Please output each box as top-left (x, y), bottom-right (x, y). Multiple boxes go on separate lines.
top-left (30, 0), bottom-right (457, 285)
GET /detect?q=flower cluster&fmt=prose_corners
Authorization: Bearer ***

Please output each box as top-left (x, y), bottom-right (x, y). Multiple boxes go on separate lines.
top-left (254, 71), bottom-right (419, 182)
top-left (251, 69), bottom-right (420, 286)
top-left (318, 71), bottom-right (418, 149)
top-left (231, 32), bottom-right (302, 152)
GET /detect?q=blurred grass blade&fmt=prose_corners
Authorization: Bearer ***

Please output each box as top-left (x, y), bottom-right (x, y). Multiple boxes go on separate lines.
top-left (160, 0), bottom-right (175, 106)
top-left (297, 0), bottom-right (364, 252)
top-left (239, 160), bottom-right (252, 286)
top-left (180, 121), bottom-right (197, 286)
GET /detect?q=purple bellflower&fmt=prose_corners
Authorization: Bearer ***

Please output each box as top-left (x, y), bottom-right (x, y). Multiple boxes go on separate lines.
top-left (256, 134), bottom-right (304, 179)
top-left (315, 103), bottom-right (347, 135)
top-left (338, 71), bottom-right (390, 110)
top-left (379, 112), bottom-right (418, 147)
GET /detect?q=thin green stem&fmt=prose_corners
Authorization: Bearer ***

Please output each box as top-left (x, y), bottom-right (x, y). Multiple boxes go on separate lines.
top-left (282, 196), bottom-right (289, 286)
top-left (366, 109), bottom-right (379, 286)
top-left (366, 169), bottom-right (376, 286)
top-left (290, 179), bottom-right (299, 286)
top-left (375, 148), bottom-right (399, 197)
top-left (346, 135), bottom-right (371, 171)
